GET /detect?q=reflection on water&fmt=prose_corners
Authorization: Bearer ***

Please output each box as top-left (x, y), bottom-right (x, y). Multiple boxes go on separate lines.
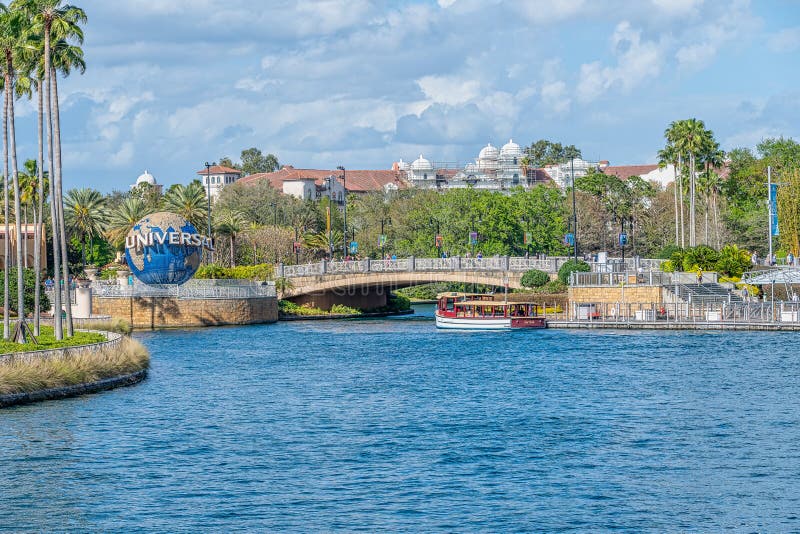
top-left (2, 305), bottom-right (800, 531)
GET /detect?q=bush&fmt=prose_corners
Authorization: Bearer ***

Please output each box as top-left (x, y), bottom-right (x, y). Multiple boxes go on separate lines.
top-left (99, 268), bottom-right (118, 280)
top-left (520, 269), bottom-right (550, 288)
top-left (386, 293), bottom-right (412, 312)
top-left (195, 263), bottom-right (274, 280)
top-left (661, 259), bottom-right (675, 273)
top-left (536, 279), bottom-right (568, 294)
top-left (330, 304), bottom-right (362, 315)
top-left (558, 259), bottom-right (591, 285)
top-left (656, 243), bottom-right (681, 260)
top-left (715, 244), bottom-right (751, 278)
top-left (0, 268), bottom-right (50, 315)
top-left (682, 245), bottom-right (719, 271)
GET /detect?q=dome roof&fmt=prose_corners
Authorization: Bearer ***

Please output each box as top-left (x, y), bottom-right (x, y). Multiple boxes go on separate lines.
top-left (478, 143), bottom-right (499, 161)
top-left (411, 154), bottom-right (433, 171)
top-left (500, 139), bottom-right (522, 157)
top-left (136, 170), bottom-right (156, 185)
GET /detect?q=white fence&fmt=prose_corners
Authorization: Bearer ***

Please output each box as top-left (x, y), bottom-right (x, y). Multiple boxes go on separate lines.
top-left (278, 255), bottom-right (663, 278)
top-left (92, 279), bottom-right (276, 299)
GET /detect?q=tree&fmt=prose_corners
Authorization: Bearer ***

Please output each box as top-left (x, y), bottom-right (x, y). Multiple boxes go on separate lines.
top-left (26, 0), bottom-right (88, 339)
top-left (777, 169), bottom-right (800, 256)
top-left (240, 147), bottom-right (279, 175)
top-left (162, 181), bottom-right (208, 231)
top-left (657, 143), bottom-right (680, 246)
top-left (64, 188), bottom-right (108, 268)
top-left (523, 139), bottom-right (582, 168)
top-left (0, 4), bottom-right (29, 341)
top-left (214, 208), bottom-right (246, 267)
top-left (105, 196), bottom-right (147, 250)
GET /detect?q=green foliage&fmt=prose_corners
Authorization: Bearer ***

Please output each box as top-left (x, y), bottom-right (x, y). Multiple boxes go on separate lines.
top-left (194, 263), bottom-right (274, 280)
top-left (531, 279), bottom-right (568, 294)
top-left (387, 293), bottom-right (412, 312)
top-left (0, 326), bottom-right (104, 355)
top-left (661, 260), bottom-right (675, 273)
top-left (520, 269), bottom-right (549, 288)
top-left (330, 304), bottom-right (362, 315)
top-left (558, 259), bottom-right (591, 285)
top-left (99, 268), bottom-right (118, 280)
top-left (523, 139), bottom-right (582, 167)
top-left (0, 268), bottom-right (50, 315)
top-left (395, 283), bottom-right (454, 300)
top-left (682, 245), bottom-right (719, 271)
top-left (714, 244), bottom-right (751, 278)
top-left (240, 147), bottom-right (280, 175)
top-left (656, 244), bottom-right (681, 260)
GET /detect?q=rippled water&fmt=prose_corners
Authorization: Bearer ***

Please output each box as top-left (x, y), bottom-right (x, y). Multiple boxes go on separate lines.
top-left (2, 304), bottom-right (800, 531)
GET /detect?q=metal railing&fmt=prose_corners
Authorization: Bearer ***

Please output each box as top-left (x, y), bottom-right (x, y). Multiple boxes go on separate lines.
top-left (564, 300), bottom-right (800, 325)
top-left (92, 279), bottom-right (276, 299)
top-left (571, 270), bottom-right (673, 287)
top-left (278, 255), bottom-right (664, 278)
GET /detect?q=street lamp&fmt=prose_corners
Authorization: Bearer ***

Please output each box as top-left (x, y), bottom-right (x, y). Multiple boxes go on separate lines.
top-left (430, 217), bottom-right (441, 257)
top-left (326, 175), bottom-right (334, 260)
top-left (380, 217), bottom-right (391, 258)
top-left (205, 161), bottom-right (213, 263)
top-left (337, 166), bottom-right (347, 259)
top-left (570, 157), bottom-right (578, 264)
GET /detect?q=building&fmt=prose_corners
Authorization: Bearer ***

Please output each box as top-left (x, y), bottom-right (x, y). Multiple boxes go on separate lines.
top-left (197, 165), bottom-right (243, 200)
top-left (239, 166), bottom-right (405, 202)
top-left (403, 140), bottom-right (549, 190)
top-left (0, 223), bottom-right (47, 270)
top-left (602, 164), bottom-right (676, 189)
top-left (130, 170), bottom-right (163, 194)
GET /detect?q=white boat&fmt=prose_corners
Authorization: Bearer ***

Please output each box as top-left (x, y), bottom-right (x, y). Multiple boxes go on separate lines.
top-left (434, 293), bottom-right (547, 330)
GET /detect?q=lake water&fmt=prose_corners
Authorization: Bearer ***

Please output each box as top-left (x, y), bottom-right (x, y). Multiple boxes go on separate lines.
top-left (2, 304), bottom-right (800, 531)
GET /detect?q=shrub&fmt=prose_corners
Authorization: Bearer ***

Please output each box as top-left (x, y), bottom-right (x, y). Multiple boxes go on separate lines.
top-left (520, 269), bottom-right (550, 288)
top-left (682, 245), bottom-right (719, 272)
top-left (195, 263), bottom-right (274, 280)
top-left (99, 268), bottom-right (118, 280)
top-left (330, 304), bottom-right (361, 315)
top-left (195, 264), bottom-right (227, 279)
top-left (558, 259), bottom-right (591, 285)
top-left (387, 293), bottom-right (412, 311)
top-left (0, 268), bottom-right (50, 315)
top-left (661, 259), bottom-right (675, 273)
top-left (536, 279), bottom-right (568, 294)
top-left (715, 244), bottom-right (751, 278)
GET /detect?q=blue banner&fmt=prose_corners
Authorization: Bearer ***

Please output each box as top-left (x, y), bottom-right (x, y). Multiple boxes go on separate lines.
top-left (564, 233), bottom-right (575, 246)
top-left (770, 183), bottom-right (779, 236)
top-left (619, 233), bottom-right (628, 246)
top-left (350, 241), bottom-right (358, 254)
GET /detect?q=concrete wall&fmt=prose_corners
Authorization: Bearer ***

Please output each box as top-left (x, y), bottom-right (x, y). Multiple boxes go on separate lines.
top-left (290, 287), bottom-right (388, 311)
top-left (92, 296), bottom-right (278, 329)
top-left (569, 285), bottom-right (663, 305)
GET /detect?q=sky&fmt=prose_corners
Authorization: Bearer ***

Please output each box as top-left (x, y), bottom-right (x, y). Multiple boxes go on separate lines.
top-left (13, 0), bottom-right (800, 192)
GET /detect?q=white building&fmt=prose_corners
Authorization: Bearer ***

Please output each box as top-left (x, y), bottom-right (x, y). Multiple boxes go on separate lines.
top-left (541, 158), bottom-right (603, 189)
top-left (196, 165), bottom-right (243, 200)
top-left (130, 170), bottom-right (163, 194)
top-left (404, 140), bottom-right (540, 191)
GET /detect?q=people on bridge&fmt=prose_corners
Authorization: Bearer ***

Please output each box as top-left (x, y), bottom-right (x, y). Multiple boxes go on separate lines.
top-left (477, 251), bottom-right (483, 259)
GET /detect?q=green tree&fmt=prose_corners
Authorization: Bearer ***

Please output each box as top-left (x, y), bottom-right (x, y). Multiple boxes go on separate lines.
top-left (162, 181), bottom-right (208, 231)
top-left (105, 197), bottom-right (148, 250)
top-left (214, 208), bottom-right (247, 267)
top-left (64, 188), bottom-right (108, 268)
top-left (523, 139), bottom-right (582, 167)
top-left (240, 147), bottom-right (279, 175)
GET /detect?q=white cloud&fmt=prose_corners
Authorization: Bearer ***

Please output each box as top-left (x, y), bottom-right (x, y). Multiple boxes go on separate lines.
top-left (650, 0), bottom-right (704, 17)
top-left (541, 81), bottom-right (571, 115)
top-left (109, 142), bottom-right (134, 167)
top-left (576, 21), bottom-right (664, 103)
top-left (675, 42), bottom-right (716, 70)
top-left (768, 27), bottom-right (800, 53)
top-left (416, 75), bottom-right (481, 106)
top-left (519, 0), bottom-right (586, 24)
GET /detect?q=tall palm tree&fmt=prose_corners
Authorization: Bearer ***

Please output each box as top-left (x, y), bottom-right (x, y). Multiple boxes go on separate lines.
top-left (105, 196), bottom-right (147, 250)
top-left (19, 158), bottom-right (46, 333)
top-left (0, 4), bottom-right (28, 341)
top-left (64, 188), bottom-right (107, 268)
top-left (26, 0), bottom-right (86, 338)
top-left (657, 144), bottom-right (680, 247)
top-left (672, 118), bottom-right (707, 247)
top-left (163, 182), bottom-right (208, 231)
top-left (214, 208), bottom-right (246, 267)
top-left (664, 121), bottom-right (686, 248)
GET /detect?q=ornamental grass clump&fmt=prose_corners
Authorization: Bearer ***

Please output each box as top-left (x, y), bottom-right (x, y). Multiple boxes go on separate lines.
top-left (0, 337), bottom-right (149, 396)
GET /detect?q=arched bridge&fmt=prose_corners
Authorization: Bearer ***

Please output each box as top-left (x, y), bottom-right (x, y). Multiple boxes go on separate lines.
top-left (276, 256), bottom-right (661, 310)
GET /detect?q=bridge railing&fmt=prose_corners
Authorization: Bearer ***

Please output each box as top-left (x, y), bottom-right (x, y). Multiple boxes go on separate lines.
top-left (277, 255), bottom-right (664, 278)
top-left (92, 279), bottom-right (276, 299)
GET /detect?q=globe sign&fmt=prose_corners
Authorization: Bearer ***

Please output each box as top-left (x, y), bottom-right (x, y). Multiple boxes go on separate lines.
top-left (125, 212), bottom-right (209, 285)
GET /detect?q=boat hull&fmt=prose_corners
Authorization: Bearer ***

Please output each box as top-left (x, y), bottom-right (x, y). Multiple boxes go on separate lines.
top-left (435, 313), bottom-right (546, 330)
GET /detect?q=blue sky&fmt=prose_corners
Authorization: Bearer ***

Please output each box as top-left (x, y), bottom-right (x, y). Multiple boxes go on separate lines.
top-left (13, 0), bottom-right (800, 192)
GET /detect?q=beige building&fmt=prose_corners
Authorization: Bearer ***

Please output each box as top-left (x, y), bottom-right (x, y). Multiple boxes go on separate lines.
top-left (0, 223), bottom-right (47, 270)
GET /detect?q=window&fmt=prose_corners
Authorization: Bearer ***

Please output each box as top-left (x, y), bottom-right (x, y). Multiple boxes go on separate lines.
top-left (513, 157), bottom-right (517, 165)
top-left (423, 173), bottom-right (428, 180)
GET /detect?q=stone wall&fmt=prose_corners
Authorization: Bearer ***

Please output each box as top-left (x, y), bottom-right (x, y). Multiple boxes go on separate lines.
top-left (568, 285), bottom-right (663, 305)
top-left (92, 296), bottom-right (278, 329)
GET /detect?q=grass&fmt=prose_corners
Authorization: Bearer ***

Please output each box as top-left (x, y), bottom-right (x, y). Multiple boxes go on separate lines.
top-left (279, 300), bottom-right (362, 316)
top-left (0, 336), bottom-right (149, 396)
top-left (0, 326), bottom-right (107, 355)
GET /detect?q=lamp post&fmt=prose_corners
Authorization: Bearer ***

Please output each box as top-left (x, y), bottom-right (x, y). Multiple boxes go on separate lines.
top-left (326, 175), bottom-right (334, 260)
top-left (571, 157), bottom-right (578, 264)
top-left (380, 217), bottom-right (390, 258)
top-left (337, 166), bottom-right (347, 258)
top-left (430, 217), bottom-right (441, 257)
top-left (294, 226), bottom-right (300, 265)
top-left (205, 161), bottom-right (213, 263)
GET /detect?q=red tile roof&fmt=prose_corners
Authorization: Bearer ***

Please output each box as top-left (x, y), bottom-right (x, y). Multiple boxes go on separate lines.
top-left (196, 165), bottom-right (242, 175)
top-left (602, 164), bottom-right (659, 180)
top-left (239, 165), bottom-right (407, 193)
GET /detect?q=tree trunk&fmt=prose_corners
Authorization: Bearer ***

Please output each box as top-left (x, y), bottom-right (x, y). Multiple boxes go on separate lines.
top-left (44, 23), bottom-right (63, 340)
top-left (34, 74), bottom-right (44, 336)
top-left (3, 71), bottom-right (10, 340)
top-left (673, 165), bottom-right (679, 247)
top-left (678, 154), bottom-right (685, 248)
top-left (8, 53), bottom-right (28, 342)
top-left (230, 234), bottom-right (236, 267)
top-left (52, 68), bottom-right (73, 336)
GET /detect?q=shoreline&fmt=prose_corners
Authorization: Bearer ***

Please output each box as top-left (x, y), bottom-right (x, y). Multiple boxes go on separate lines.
top-left (279, 309), bottom-right (414, 321)
top-left (0, 369), bottom-right (148, 408)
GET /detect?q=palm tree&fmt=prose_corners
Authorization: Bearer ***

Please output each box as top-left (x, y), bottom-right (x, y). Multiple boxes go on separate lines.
top-left (303, 229), bottom-right (342, 259)
top-left (671, 118), bottom-right (707, 247)
top-left (214, 208), bottom-right (246, 267)
top-left (657, 144), bottom-right (680, 247)
top-left (664, 121), bottom-right (686, 248)
top-left (64, 188), bottom-right (107, 268)
top-left (0, 4), bottom-right (29, 341)
top-left (105, 196), bottom-right (147, 250)
top-left (19, 158), bottom-right (46, 334)
top-left (163, 182), bottom-right (208, 231)
top-left (26, 0), bottom-right (87, 338)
